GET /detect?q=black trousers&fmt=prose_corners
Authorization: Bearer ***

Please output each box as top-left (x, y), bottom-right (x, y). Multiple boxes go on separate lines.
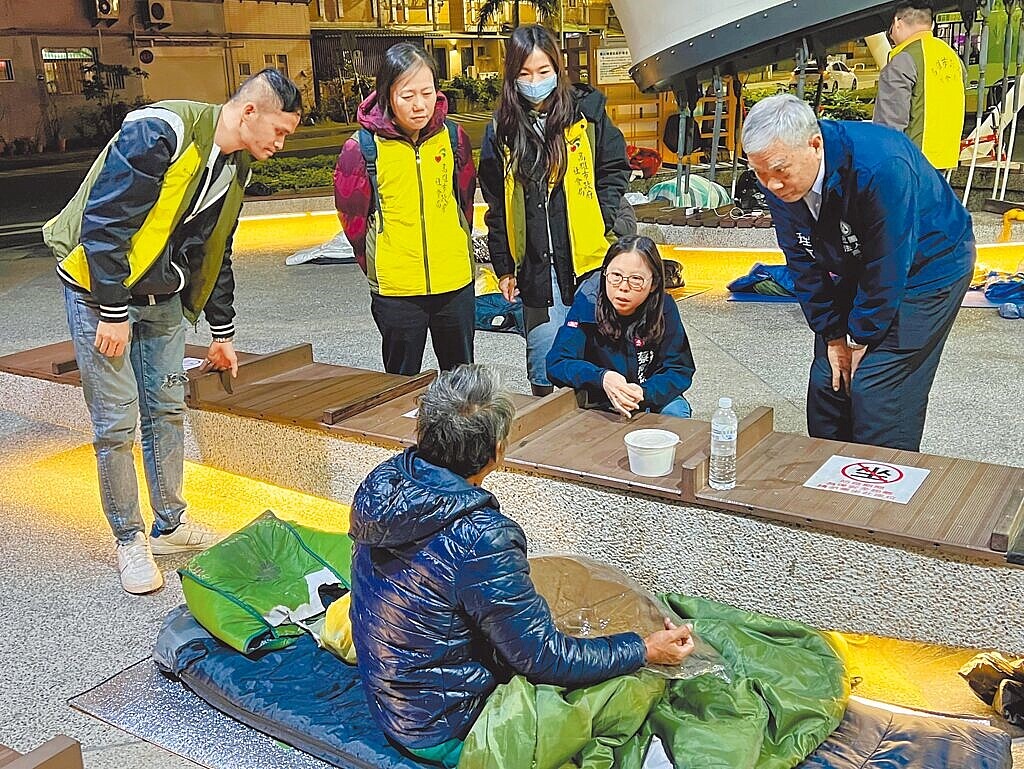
top-left (369, 282), bottom-right (475, 376)
top-left (806, 273), bottom-right (971, 452)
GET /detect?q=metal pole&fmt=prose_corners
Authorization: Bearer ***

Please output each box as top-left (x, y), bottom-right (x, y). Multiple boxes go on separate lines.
top-left (673, 84), bottom-right (691, 208)
top-left (795, 40), bottom-right (808, 100)
top-left (731, 74), bottom-right (743, 200)
top-left (964, 0), bottom-right (994, 206)
top-left (992, 0), bottom-right (1015, 196)
top-left (1001, 6), bottom-right (1024, 199)
top-left (709, 67), bottom-right (725, 184)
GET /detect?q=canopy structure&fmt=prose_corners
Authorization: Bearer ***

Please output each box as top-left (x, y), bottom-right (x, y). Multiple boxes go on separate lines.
top-left (612, 0), bottom-right (948, 92)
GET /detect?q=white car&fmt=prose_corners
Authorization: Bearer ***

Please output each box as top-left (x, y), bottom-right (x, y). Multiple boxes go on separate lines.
top-left (788, 60), bottom-right (860, 92)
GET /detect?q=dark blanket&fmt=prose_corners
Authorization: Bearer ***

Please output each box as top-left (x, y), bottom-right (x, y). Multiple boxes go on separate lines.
top-left (153, 606), bottom-right (1011, 769)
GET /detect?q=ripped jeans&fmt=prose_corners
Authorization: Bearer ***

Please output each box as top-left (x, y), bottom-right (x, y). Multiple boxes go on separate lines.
top-left (64, 285), bottom-right (188, 543)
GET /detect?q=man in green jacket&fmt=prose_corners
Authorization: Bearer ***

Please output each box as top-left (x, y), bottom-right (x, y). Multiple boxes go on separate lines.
top-left (874, 1), bottom-right (966, 169)
top-left (44, 69), bottom-right (301, 594)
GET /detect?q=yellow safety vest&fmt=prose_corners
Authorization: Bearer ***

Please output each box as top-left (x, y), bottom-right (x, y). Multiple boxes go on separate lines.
top-left (889, 31), bottom-right (965, 169)
top-left (367, 129), bottom-right (472, 296)
top-left (502, 117), bottom-right (610, 279)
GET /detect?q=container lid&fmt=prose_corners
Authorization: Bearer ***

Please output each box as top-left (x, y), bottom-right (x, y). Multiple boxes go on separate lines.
top-left (624, 428), bottom-right (680, 450)
top-left (718, 397), bottom-right (733, 409)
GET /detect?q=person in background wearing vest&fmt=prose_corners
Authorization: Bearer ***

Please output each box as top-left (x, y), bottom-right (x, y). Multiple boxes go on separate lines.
top-left (334, 43), bottom-right (477, 376)
top-left (479, 24), bottom-right (631, 396)
top-left (874, 1), bottom-right (966, 170)
top-left (744, 94), bottom-right (975, 452)
top-left (43, 69), bottom-right (302, 595)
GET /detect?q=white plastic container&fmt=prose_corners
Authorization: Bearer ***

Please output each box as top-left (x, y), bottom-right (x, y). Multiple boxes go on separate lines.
top-left (624, 429), bottom-right (680, 477)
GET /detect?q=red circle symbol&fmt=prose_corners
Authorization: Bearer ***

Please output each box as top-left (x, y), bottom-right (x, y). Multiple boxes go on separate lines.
top-left (840, 462), bottom-right (904, 484)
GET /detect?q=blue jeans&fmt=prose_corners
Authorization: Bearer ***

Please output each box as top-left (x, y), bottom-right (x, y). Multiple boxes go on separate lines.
top-left (64, 285), bottom-right (188, 543)
top-left (523, 267), bottom-right (572, 387)
top-left (658, 395), bottom-right (692, 418)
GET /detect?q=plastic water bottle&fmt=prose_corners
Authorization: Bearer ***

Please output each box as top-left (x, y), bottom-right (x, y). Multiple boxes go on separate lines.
top-left (709, 397), bottom-right (738, 490)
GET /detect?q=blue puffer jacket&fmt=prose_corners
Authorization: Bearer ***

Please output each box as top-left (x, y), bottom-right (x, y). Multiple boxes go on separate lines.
top-left (349, 448), bottom-right (648, 751)
top-left (546, 273), bottom-right (696, 412)
top-left (765, 120), bottom-right (975, 346)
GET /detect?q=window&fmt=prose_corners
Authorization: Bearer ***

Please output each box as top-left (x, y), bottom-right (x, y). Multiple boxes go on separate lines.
top-left (239, 62), bottom-right (251, 77)
top-left (263, 53), bottom-right (289, 79)
top-left (0, 59), bottom-right (13, 82)
top-left (42, 47), bottom-right (96, 95)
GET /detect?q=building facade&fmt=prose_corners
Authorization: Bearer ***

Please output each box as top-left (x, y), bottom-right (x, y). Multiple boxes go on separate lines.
top-left (0, 0), bottom-right (618, 151)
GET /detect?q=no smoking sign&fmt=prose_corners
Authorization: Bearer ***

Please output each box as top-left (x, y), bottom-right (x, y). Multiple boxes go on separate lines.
top-left (804, 455), bottom-right (929, 504)
top-left (839, 462), bottom-right (904, 484)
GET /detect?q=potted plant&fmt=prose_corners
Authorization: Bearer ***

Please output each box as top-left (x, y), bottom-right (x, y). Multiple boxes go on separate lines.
top-left (44, 96), bottom-right (67, 152)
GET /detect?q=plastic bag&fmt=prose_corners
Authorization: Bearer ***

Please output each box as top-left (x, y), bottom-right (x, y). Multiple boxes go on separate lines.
top-left (529, 554), bottom-right (730, 682)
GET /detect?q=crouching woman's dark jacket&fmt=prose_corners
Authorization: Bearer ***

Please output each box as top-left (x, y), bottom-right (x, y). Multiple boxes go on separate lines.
top-left (349, 448), bottom-right (647, 751)
top-left (547, 275), bottom-right (696, 412)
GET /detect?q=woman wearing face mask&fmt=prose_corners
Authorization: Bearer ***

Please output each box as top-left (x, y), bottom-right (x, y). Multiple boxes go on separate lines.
top-left (546, 236), bottom-right (696, 419)
top-left (479, 24), bottom-right (631, 396)
top-left (335, 43), bottom-right (477, 375)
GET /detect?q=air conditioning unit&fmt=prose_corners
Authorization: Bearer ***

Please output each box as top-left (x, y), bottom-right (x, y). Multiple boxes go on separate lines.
top-left (144, 0), bottom-right (173, 28)
top-left (89, 0), bottom-right (120, 25)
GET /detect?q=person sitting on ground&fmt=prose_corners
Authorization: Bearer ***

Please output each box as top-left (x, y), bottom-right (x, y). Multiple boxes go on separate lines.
top-left (349, 364), bottom-right (693, 766)
top-left (547, 235), bottom-right (697, 418)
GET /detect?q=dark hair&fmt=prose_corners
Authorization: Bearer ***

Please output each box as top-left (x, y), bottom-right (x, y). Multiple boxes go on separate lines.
top-left (893, 1), bottom-right (933, 24)
top-left (375, 43), bottom-right (438, 121)
top-left (232, 67), bottom-right (302, 113)
top-left (417, 364), bottom-right (516, 478)
top-left (495, 24), bottom-right (575, 186)
top-left (595, 235), bottom-right (666, 346)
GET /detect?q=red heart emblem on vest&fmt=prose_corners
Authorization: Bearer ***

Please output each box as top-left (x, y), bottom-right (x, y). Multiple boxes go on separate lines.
top-left (435, 154), bottom-right (442, 162)
top-left (570, 145), bottom-right (577, 152)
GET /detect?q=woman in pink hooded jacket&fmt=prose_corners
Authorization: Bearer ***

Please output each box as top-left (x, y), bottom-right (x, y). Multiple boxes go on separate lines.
top-left (334, 43), bottom-right (477, 376)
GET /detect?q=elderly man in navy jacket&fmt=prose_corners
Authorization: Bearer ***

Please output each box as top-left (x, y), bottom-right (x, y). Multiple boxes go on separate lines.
top-left (349, 364), bottom-right (693, 765)
top-left (742, 94), bottom-right (974, 452)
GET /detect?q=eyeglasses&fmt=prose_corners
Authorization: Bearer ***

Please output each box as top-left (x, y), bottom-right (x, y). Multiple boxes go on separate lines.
top-left (604, 271), bottom-right (648, 291)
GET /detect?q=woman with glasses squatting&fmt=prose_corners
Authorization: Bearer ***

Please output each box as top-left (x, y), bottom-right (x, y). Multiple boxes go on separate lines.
top-left (479, 24), bottom-right (631, 396)
top-left (546, 235), bottom-right (696, 419)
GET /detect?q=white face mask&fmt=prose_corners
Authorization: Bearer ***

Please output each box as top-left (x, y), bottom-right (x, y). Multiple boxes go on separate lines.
top-left (516, 73), bottom-right (557, 105)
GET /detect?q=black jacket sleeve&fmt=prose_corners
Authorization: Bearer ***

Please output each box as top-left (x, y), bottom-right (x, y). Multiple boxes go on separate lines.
top-left (479, 121), bottom-right (516, 280)
top-left (80, 116), bottom-right (178, 321)
top-left (203, 230), bottom-right (237, 341)
top-left (592, 109), bottom-right (631, 232)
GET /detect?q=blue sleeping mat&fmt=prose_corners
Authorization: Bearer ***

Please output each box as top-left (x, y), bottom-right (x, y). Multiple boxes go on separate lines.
top-left (153, 606), bottom-right (1012, 769)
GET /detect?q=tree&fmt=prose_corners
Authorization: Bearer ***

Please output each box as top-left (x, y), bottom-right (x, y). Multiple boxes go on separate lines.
top-left (476, 0), bottom-right (559, 33)
top-left (81, 60), bottom-right (148, 143)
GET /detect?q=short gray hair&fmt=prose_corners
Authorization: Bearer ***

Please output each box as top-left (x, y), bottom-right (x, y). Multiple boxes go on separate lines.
top-left (417, 364), bottom-right (516, 478)
top-left (741, 94), bottom-right (820, 155)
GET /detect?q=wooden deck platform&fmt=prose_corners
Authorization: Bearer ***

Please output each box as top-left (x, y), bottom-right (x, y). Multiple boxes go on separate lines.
top-left (2, 342), bottom-right (1021, 564)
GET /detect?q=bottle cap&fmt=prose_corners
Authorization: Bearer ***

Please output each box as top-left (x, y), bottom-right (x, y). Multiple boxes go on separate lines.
top-left (718, 397), bottom-right (732, 409)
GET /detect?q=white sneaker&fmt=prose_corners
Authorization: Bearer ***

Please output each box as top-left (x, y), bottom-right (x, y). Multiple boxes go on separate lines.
top-left (150, 513), bottom-right (224, 555)
top-left (116, 533), bottom-right (164, 594)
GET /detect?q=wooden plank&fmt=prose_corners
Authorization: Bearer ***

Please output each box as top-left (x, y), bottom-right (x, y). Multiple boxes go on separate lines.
top-left (49, 357), bottom-right (78, 375)
top-left (992, 487), bottom-right (1024, 552)
top-left (694, 432), bottom-right (1024, 561)
top-left (335, 390), bottom-right (537, 448)
top-left (506, 409), bottom-right (703, 501)
top-left (322, 370), bottom-right (435, 425)
top-left (188, 344), bottom-right (313, 404)
top-left (4, 737), bottom-right (82, 769)
top-left (506, 388), bottom-right (578, 446)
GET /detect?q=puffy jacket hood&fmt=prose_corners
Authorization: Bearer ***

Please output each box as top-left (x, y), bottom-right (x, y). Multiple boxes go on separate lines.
top-left (350, 448), bottom-right (498, 548)
top-left (357, 89), bottom-right (450, 142)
